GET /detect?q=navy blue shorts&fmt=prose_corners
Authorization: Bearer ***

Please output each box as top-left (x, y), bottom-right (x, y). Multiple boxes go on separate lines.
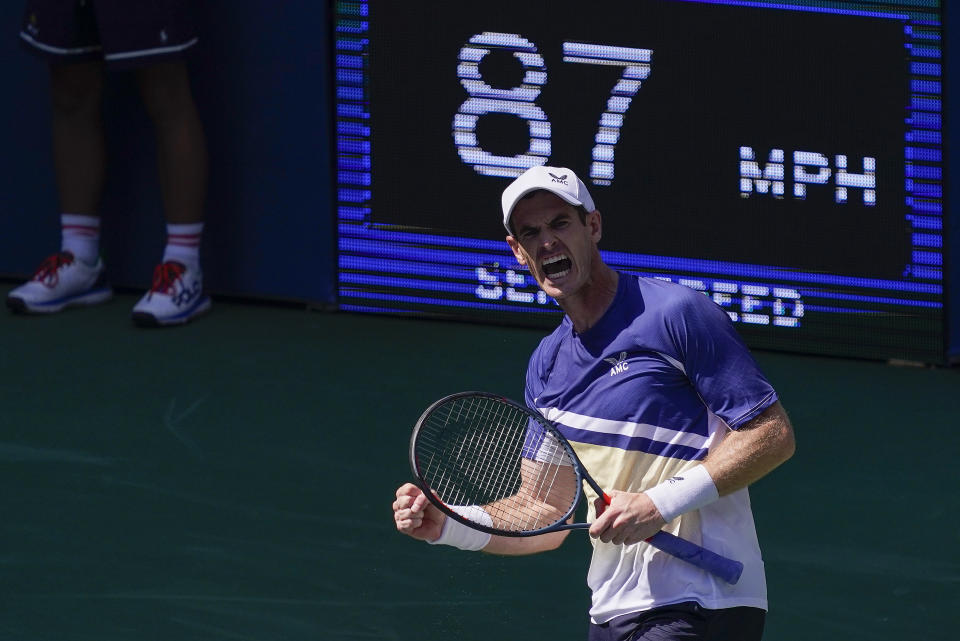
top-left (20, 0), bottom-right (198, 69)
top-left (588, 602), bottom-right (765, 641)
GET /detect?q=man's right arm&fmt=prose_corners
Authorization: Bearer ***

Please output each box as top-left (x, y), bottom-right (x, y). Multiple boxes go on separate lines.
top-left (392, 483), bottom-right (570, 556)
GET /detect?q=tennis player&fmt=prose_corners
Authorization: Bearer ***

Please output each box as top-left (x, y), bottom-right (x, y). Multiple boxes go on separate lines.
top-left (393, 165), bottom-right (795, 641)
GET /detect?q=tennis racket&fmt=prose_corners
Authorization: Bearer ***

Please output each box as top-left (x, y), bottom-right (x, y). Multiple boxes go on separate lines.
top-left (409, 391), bottom-right (743, 585)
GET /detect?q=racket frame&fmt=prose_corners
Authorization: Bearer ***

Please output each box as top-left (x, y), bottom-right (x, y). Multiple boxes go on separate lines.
top-left (410, 391), bottom-right (590, 537)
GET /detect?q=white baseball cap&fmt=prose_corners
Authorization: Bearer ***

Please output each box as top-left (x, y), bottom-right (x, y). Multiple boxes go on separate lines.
top-left (500, 165), bottom-right (596, 233)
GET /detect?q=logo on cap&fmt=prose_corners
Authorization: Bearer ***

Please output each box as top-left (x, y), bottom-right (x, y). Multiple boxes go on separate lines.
top-left (548, 172), bottom-right (569, 185)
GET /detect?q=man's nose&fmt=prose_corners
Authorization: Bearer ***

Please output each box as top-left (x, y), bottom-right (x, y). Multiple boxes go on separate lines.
top-left (540, 230), bottom-right (559, 248)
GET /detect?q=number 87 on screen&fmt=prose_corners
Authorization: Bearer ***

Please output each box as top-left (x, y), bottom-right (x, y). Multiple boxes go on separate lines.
top-left (453, 32), bottom-right (652, 187)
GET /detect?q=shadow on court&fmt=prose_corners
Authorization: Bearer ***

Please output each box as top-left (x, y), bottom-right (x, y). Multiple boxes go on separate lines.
top-left (0, 294), bottom-right (957, 640)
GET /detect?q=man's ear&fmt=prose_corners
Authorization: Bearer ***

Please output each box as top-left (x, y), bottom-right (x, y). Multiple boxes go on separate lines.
top-left (506, 235), bottom-right (527, 266)
top-left (587, 209), bottom-right (602, 243)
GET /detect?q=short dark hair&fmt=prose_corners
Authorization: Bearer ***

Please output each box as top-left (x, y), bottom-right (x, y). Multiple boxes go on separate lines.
top-left (508, 190), bottom-right (589, 235)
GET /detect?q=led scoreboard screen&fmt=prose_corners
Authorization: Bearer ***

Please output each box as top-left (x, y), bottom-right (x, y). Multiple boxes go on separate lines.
top-left (334, 0), bottom-right (948, 364)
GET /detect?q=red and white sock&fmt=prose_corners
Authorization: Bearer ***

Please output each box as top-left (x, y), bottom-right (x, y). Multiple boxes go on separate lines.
top-left (162, 222), bottom-right (204, 272)
top-left (60, 213), bottom-right (101, 265)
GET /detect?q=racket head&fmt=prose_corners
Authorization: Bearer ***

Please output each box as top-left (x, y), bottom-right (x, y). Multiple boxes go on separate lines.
top-left (410, 391), bottom-right (585, 537)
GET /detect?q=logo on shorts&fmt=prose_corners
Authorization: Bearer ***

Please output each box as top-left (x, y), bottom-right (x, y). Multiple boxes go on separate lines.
top-left (549, 172), bottom-right (568, 185)
top-left (604, 351), bottom-right (629, 376)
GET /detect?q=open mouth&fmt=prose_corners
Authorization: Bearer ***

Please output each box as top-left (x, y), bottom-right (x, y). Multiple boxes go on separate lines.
top-left (542, 254), bottom-right (572, 279)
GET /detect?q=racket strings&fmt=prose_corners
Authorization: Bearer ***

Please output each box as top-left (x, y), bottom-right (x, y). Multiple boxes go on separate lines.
top-left (483, 399), bottom-right (525, 510)
top-left (491, 401), bottom-right (559, 531)
top-left (469, 398), bottom-right (535, 531)
top-left (416, 396), bottom-right (579, 533)
top-left (436, 396), bottom-right (523, 516)
top-left (528, 431), bottom-right (570, 526)
top-left (453, 397), bottom-right (517, 507)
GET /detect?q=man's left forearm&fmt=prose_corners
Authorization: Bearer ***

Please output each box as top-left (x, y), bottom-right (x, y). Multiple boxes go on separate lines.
top-left (702, 401), bottom-right (796, 496)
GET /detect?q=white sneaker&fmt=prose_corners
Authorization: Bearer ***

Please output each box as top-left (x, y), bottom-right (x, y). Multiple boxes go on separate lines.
top-left (131, 261), bottom-right (211, 327)
top-left (6, 251), bottom-right (112, 313)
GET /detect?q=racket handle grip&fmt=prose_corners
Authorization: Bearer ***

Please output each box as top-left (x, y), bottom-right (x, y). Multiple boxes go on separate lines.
top-left (647, 531), bottom-right (744, 585)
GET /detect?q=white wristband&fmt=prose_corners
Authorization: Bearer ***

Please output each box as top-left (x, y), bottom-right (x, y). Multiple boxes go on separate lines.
top-left (644, 464), bottom-right (719, 523)
top-left (428, 505), bottom-right (493, 551)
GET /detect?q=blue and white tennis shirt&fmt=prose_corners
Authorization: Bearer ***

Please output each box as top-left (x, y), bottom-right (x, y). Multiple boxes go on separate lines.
top-left (524, 274), bottom-right (778, 623)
